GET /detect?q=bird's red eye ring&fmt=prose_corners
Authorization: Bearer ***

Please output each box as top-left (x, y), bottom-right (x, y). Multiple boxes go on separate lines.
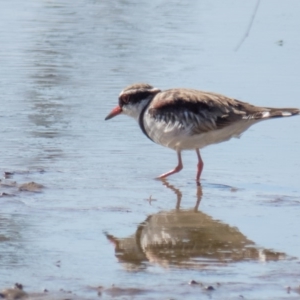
top-left (122, 94), bottom-right (130, 104)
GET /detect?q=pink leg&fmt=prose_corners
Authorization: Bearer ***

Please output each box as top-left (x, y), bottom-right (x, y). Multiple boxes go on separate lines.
top-left (157, 151), bottom-right (183, 179)
top-left (196, 149), bottom-right (204, 182)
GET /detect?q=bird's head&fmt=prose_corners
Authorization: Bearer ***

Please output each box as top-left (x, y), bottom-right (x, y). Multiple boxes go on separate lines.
top-left (105, 83), bottom-right (160, 121)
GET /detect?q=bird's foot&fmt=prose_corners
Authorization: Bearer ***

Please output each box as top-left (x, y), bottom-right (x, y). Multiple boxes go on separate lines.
top-left (156, 165), bottom-right (183, 179)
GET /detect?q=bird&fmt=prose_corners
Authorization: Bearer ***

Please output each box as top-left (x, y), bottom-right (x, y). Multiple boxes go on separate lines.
top-left (105, 83), bottom-right (299, 182)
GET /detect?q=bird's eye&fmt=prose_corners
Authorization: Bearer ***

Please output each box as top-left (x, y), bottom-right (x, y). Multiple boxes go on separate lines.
top-left (122, 94), bottom-right (130, 104)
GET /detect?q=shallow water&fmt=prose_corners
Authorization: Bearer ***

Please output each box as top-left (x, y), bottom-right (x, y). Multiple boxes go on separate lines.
top-left (1, 0), bottom-right (300, 299)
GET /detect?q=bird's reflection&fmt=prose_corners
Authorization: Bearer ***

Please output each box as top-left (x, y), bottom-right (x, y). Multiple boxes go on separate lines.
top-left (160, 179), bottom-right (202, 211)
top-left (106, 180), bottom-right (285, 270)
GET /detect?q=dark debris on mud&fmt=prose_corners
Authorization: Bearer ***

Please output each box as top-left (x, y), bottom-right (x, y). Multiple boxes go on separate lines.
top-left (0, 283), bottom-right (151, 300)
top-left (2, 281), bottom-right (300, 300)
top-left (0, 283), bottom-right (27, 300)
top-left (0, 170), bottom-right (44, 197)
top-left (0, 283), bottom-right (87, 300)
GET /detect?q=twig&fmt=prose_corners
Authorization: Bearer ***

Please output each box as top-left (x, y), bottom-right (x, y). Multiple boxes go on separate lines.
top-left (235, 0), bottom-right (261, 51)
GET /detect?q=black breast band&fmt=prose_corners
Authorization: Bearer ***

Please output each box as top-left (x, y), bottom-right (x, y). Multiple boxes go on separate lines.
top-left (138, 101), bottom-right (154, 143)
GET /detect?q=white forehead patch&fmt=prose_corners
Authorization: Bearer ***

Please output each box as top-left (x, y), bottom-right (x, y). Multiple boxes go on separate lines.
top-left (119, 87), bottom-right (160, 97)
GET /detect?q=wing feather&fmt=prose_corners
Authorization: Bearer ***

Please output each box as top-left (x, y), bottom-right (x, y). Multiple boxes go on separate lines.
top-left (147, 89), bottom-right (261, 135)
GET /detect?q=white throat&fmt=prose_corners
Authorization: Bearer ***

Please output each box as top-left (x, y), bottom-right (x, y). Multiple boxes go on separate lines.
top-left (122, 97), bottom-right (152, 122)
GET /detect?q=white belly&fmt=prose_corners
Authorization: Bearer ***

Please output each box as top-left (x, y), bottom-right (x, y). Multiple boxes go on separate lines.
top-left (144, 117), bottom-right (258, 151)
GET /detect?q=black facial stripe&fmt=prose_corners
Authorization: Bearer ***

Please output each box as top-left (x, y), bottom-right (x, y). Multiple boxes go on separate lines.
top-left (130, 92), bottom-right (152, 103)
top-left (119, 91), bottom-right (152, 107)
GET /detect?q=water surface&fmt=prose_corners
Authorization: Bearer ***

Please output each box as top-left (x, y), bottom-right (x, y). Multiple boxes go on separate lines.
top-left (1, 0), bottom-right (300, 299)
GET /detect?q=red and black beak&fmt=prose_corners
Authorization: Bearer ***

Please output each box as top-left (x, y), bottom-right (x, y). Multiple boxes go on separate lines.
top-left (105, 106), bottom-right (122, 120)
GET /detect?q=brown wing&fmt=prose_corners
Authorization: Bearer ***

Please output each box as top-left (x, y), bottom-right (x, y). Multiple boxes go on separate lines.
top-left (147, 89), bottom-right (262, 134)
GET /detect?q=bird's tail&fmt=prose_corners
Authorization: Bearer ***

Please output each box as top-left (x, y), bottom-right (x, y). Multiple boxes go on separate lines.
top-left (254, 107), bottom-right (300, 120)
